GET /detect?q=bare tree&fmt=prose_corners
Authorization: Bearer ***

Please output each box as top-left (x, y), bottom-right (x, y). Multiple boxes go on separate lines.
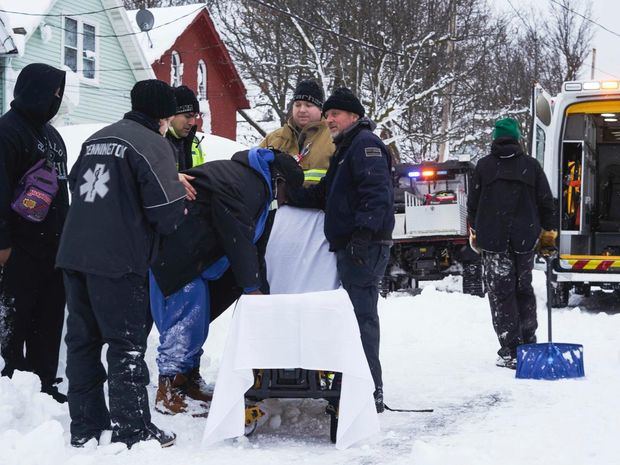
top-left (541, 0), bottom-right (594, 93)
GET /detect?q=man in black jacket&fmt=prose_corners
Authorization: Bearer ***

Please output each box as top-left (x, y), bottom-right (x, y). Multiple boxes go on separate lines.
top-left (166, 85), bottom-right (205, 172)
top-left (288, 88), bottom-right (394, 413)
top-left (467, 118), bottom-right (557, 369)
top-left (56, 80), bottom-right (186, 448)
top-left (0, 63), bottom-right (68, 403)
top-left (149, 148), bottom-right (303, 414)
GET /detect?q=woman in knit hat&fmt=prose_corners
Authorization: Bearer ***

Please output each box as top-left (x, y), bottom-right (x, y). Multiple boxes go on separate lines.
top-left (259, 79), bottom-right (335, 184)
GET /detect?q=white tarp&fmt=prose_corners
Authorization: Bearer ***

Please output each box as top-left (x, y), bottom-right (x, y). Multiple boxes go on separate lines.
top-left (265, 205), bottom-right (339, 293)
top-left (202, 289), bottom-right (379, 450)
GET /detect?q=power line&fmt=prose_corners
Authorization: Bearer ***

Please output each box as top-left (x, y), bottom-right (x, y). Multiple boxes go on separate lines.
top-left (1, 4), bottom-right (205, 39)
top-left (548, 0), bottom-right (620, 40)
top-left (0, 6), bottom-right (124, 17)
top-left (505, 0), bottom-right (531, 31)
top-left (246, 0), bottom-right (418, 58)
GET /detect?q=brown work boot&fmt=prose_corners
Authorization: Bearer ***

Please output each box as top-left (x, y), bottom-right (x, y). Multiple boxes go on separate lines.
top-left (155, 374), bottom-right (188, 415)
top-left (185, 367), bottom-right (213, 402)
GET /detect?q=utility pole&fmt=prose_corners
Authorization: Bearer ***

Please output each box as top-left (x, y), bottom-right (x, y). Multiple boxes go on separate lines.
top-left (590, 48), bottom-right (596, 80)
top-left (533, 34), bottom-right (539, 83)
top-left (438, 0), bottom-right (456, 162)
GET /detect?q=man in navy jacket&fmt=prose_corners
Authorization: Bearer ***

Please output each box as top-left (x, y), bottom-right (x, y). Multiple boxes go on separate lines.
top-left (289, 87), bottom-right (394, 413)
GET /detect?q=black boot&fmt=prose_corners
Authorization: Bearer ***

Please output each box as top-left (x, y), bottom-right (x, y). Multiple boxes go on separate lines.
top-left (141, 422), bottom-right (176, 448)
top-left (41, 377), bottom-right (67, 403)
top-left (374, 387), bottom-right (385, 413)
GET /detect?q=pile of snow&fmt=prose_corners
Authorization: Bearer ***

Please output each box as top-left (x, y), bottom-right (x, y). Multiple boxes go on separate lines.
top-left (56, 123), bottom-right (248, 171)
top-left (1, 271), bottom-right (620, 464)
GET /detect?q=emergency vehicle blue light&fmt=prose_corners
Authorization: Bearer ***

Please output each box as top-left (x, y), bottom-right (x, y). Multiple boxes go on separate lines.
top-left (408, 171), bottom-right (420, 178)
top-left (437, 170), bottom-right (448, 175)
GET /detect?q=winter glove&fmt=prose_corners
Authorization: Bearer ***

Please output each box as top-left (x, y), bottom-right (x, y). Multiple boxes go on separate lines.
top-left (538, 229), bottom-right (558, 257)
top-left (348, 228), bottom-right (372, 266)
top-left (469, 228), bottom-right (480, 254)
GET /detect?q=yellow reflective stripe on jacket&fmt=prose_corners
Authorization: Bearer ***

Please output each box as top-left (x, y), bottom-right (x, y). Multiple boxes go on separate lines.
top-left (304, 169), bottom-right (327, 182)
top-left (191, 138), bottom-right (205, 167)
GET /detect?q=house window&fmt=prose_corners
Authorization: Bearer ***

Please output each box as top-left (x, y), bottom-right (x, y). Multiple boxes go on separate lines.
top-left (197, 60), bottom-right (207, 100)
top-left (63, 16), bottom-right (98, 82)
top-left (170, 51), bottom-right (183, 87)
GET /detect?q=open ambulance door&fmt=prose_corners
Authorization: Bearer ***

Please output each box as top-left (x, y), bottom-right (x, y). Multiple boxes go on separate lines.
top-left (529, 84), bottom-right (554, 185)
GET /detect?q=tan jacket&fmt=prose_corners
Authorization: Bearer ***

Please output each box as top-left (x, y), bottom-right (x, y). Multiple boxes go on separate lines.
top-left (259, 118), bottom-right (335, 183)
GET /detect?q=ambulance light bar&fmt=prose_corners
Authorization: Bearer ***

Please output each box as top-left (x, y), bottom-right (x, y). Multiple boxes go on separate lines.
top-left (564, 81), bottom-right (620, 92)
top-left (583, 82), bottom-right (601, 90)
top-left (407, 171), bottom-right (420, 178)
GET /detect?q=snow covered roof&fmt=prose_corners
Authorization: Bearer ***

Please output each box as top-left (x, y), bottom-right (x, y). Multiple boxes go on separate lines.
top-left (127, 3), bottom-right (249, 110)
top-left (0, 0), bottom-right (55, 55)
top-left (0, 0), bottom-right (153, 80)
top-left (127, 3), bottom-right (207, 65)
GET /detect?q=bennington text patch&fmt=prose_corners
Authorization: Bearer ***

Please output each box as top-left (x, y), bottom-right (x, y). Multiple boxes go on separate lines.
top-left (364, 147), bottom-right (382, 157)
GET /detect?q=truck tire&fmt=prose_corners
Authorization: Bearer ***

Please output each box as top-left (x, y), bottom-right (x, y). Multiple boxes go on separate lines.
top-left (550, 283), bottom-right (570, 308)
top-left (462, 262), bottom-right (485, 297)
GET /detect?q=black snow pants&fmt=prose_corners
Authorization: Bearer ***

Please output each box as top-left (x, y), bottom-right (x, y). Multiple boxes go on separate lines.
top-left (482, 250), bottom-right (537, 357)
top-left (336, 242), bottom-right (391, 391)
top-left (0, 245), bottom-right (65, 390)
top-left (63, 270), bottom-right (153, 445)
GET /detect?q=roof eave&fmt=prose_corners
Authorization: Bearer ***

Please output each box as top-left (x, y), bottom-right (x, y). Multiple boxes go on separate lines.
top-left (104, 0), bottom-right (155, 81)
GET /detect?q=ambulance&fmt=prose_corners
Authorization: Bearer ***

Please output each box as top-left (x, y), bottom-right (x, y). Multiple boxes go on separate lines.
top-left (533, 80), bottom-right (620, 306)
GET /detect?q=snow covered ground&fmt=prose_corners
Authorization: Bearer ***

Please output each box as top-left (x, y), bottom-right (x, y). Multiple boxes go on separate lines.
top-left (1, 271), bottom-right (619, 465)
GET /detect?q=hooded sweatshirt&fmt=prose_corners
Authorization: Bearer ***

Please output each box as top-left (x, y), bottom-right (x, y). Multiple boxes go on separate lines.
top-left (0, 63), bottom-right (68, 258)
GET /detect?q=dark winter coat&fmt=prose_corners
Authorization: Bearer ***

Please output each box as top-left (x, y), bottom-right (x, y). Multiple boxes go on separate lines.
top-left (0, 63), bottom-right (68, 258)
top-left (288, 117), bottom-right (394, 251)
top-left (150, 150), bottom-right (272, 297)
top-left (56, 111), bottom-right (186, 278)
top-left (467, 137), bottom-right (556, 253)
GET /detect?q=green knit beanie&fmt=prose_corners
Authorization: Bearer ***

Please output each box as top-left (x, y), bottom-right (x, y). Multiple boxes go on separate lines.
top-left (493, 118), bottom-right (521, 141)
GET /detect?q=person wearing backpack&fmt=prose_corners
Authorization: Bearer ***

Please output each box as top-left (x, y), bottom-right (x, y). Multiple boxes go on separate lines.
top-left (56, 80), bottom-right (186, 448)
top-left (0, 63), bottom-right (69, 403)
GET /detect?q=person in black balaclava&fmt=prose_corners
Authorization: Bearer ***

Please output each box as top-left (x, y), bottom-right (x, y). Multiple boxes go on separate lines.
top-left (0, 63), bottom-right (69, 403)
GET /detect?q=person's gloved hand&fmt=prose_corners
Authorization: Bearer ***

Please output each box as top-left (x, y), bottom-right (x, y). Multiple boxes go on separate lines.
top-left (348, 228), bottom-right (372, 266)
top-left (469, 228), bottom-right (480, 254)
top-left (538, 229), bottom-right (558, 257)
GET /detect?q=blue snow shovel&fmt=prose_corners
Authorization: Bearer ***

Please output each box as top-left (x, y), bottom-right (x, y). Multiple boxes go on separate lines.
top-left (516, 253), bottom-right (585, 380)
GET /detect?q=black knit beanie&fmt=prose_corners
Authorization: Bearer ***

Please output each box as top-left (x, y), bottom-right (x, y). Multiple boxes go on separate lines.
top-left (271, 151), bottom-right (304, 190)
top-left (292, 79), bottom-right (324, 108)
top-left (173, 85), bottom-right (200, 114)
top-left (322, 87), bottom-right (365, 117)
top-left (130, 79), bottom-right (177, 119)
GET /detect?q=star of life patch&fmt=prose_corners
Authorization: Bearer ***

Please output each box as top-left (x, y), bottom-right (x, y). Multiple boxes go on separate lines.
top-left (364, 147), bottom-right (382, 157)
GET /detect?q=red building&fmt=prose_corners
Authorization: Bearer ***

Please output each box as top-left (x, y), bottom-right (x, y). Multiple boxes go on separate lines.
top-left (129, 4), bottom-right (250, 139)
